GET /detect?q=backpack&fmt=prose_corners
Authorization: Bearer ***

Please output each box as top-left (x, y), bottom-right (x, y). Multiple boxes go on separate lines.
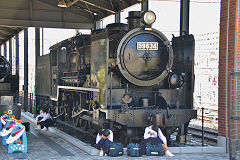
top-left (108, 142), bottom-right (123, 157)
top-left (127, 143), bottom-right (142, 157)
top-left (22, 122), bottom-right (30, 132)
top-left (146, 143), bottom-right (164, 156)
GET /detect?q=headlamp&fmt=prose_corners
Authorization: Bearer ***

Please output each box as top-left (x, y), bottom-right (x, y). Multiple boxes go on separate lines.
top-left (141, 11), bottom-right (156, 25)
top-left (122, 94), bottom-right (133, 104)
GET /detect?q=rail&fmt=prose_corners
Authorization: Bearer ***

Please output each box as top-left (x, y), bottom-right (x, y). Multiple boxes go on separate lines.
top-left (188, 124), bottom-right (218, 144)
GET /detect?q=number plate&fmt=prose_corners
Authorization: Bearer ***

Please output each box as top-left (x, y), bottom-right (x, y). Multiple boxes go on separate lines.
top-left (137, 42), bottom-right (158, 50)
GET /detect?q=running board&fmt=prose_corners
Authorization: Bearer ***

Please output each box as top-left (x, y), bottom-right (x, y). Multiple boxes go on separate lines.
top-left (50, 85), bottom-right (100, 101)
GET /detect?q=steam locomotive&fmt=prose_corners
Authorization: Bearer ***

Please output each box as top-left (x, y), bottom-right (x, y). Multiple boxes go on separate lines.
top-left (0, 56), bottom-right (18, 96)
top-left (36, 10), bottom-right (197, 143)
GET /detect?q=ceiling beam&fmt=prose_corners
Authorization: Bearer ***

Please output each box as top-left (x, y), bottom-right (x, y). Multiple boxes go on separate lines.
top-left (0, 0), bottom-right (94, 29)
top-left (119, 0), bottom-right (140, 11)
top-left (78, 0), bottom-right (115, 13)
top-left (67, 0), bottom-right (79, 8)
top-left (0, 33), bottom-right (11, 40)
top-left (0, 18), bottom-right (93, 29)
top-left (74, 3), bottom-right (107, 16)
top-left (38, 0), bottom-right (93, 20)
top-left (0, 26), bottom-right (18, 35)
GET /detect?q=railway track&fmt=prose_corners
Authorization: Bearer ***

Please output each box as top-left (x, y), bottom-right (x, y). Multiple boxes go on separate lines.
top-left (55, 118), bottom-right (219, 146)
top-left (54, 119), bottom-right (96, 146)
top-left (188, 124), bottom-right (218, 144)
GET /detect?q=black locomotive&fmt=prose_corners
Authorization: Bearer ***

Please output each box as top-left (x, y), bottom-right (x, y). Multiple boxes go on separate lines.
top-left (36, 11), bottom-right (197, 144)
top-left (0, 56), bottom-right (18, 96)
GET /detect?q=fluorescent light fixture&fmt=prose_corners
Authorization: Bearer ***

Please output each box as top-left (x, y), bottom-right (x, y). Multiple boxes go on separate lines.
top-left (58, 0), bottom-right (67, 8)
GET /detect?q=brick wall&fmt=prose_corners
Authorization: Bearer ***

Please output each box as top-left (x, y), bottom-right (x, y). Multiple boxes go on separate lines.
top-left (219, 0), bottom-right (240, 137)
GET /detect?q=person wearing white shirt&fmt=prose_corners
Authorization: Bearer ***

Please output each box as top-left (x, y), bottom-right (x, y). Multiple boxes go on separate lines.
top-left (36, 108), bottom-right (53, 130)
top-left (96, 129), bottom-right (113, 156)
top-left (141, 125), bottom-right (174, 157)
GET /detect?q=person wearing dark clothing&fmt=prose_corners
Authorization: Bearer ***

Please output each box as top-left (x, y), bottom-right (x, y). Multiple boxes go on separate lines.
top-left (140, 125), bottom-right (174, 157)
top-left (96, 129), bottom-right (113, 156)
top-left (36, 108), bottom-right (53, 130)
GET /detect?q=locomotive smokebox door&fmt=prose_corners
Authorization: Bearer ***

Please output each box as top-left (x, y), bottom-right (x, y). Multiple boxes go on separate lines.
top-left (117, 28), bottom-right (173, 86)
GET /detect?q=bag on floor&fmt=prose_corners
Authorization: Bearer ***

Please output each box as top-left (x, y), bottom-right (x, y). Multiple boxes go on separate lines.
top-left (108, 142), bottom-right (123, 157)
top-left (127, 143), bottom-right (142, 157)
top-left (146, 143), bottom-right (164, 156)
top-left (22, 122), bottom-right (30, 132)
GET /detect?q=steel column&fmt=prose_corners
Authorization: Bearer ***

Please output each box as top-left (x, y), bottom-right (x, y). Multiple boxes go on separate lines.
top-left (180, 0), bottom-right (190, 36)
top-left (141, 0), bottom-right (148, 11)
top-left (0, 45), bottom-right (1, 56)
top-left (94, 15), bottom-right (102, 30)
top-left (35, 28), bottom-right (40, 114)
top-left (9, 39), bottom-right (12, 74)
top-left (95, 21), bottom-right (102, 30)
top-left (4, 43), bottom-right (7, 58)
top-left (24, 29), bottom-right (28, 112)
top-left (115, 12), bottom-right (121, 23)
top-left (41, 28), bottom-right (44, 56)
top-left (16, 35), bottom-right (19, 76)
top-left (35, 28), bottom-right (40, 63)
top-left (15, 34), bottom-right (19, 103)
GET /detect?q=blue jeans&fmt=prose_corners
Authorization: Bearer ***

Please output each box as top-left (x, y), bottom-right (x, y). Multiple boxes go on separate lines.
top-left (96, 138), bottom-right (112, 152)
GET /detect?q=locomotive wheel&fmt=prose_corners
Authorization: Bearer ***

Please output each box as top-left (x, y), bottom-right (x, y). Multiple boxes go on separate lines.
top-left (64, 108), bottom-right (68, 121)
top-left (73, 117), bottom-right (80, 127)
top-left (117, 127), bottom-right (129, 146)
top-left (79, 119), bottom-right (88, 130)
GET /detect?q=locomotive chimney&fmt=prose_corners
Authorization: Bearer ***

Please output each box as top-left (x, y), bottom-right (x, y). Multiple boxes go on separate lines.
top-left (127, 11), bottom-right (141, 30)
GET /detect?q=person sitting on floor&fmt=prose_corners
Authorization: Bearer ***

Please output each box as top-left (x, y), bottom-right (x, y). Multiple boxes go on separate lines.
top-left (36, 108), bottom-right (53, 131)
top-left (96, 128), bottom-right (113, 156)
top-left (141, 123), bottom-right (174, 157)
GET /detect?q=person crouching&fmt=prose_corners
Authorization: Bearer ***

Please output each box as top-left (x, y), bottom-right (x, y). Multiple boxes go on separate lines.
top-left (36, 108), bottom-right (53, 131)
top-left (141, 124), bottom-right (174, 157)
top-left (96, 129), bottom-right (113, 156)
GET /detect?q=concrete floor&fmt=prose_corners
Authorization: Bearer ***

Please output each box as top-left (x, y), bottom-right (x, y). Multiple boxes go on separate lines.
top-left (0, 115), bottom-right (229, 160)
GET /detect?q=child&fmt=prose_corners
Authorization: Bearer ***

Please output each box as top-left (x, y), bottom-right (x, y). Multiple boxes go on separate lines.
top-left (141, 124), bottom-right (174, 157)
top-left (96, 129), bottom-right (113, 156)
top-left (36, 108), bottom-right (53, 130)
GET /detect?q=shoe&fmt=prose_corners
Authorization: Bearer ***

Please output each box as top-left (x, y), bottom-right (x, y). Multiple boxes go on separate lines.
top-left (41, 127), bottom-right (47, 131)
top-left (36, 125), bottom-right (41, 129)
top-left (165, 150), bottom-right (174, 157)
top-left (99, 150), bottom-right (104, 156)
